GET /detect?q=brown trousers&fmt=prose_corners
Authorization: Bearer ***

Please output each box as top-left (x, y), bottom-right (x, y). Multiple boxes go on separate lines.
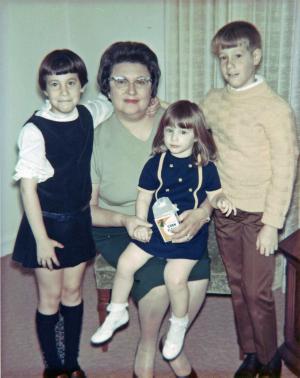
top-left (214, 209), bottom-right (277, 364)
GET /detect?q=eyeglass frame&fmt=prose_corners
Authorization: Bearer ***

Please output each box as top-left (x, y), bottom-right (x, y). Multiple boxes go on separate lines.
top-left (108, 75), bottom-right (152, 91)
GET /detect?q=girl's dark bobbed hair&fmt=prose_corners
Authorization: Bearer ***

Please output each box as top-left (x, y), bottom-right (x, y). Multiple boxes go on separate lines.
top-left (38, 49), bottom-right (88, 91)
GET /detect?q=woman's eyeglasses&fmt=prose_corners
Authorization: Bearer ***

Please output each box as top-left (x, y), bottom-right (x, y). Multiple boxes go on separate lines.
top-left (109, 76), bottom-right (152, 91)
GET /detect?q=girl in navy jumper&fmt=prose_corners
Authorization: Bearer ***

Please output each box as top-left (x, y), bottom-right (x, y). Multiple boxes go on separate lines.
top-left (91, 100), bottom-right (236, 360)
top-left (12, 49), bottom-right (113, 378)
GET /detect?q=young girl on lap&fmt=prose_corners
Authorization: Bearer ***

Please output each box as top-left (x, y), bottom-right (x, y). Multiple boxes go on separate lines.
top-left (91, 100), bottom-right (235, 360)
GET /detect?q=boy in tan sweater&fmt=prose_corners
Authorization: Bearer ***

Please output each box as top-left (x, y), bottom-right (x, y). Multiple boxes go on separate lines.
top-left (202, 21), bottom-right (299, 378)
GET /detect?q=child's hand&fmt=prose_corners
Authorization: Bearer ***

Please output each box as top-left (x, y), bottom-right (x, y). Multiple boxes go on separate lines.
top-left (217, 197), bottom-right (237, 217)
top-left (36, 237), bottom-right (64, 270)
top-left (256, 225), bottom-right (278, 256)
top-left (123, 215), bottom-right (152, 238)
top-left (133, 226), bottom-right (152, 242)
top-left (146, 97), bottom-right (160, 117)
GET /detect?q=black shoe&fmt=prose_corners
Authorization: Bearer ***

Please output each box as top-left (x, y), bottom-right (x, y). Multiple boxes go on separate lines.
top-left (258, 352), bottom-right (282, 378)
top-left (43, 369), bottom-right (69, 378)
top-left (234, 353), bottom-right (263, 378)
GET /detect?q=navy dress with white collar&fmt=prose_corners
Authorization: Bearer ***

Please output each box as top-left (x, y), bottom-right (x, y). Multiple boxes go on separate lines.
top-left (13, 105), bottom-right (96, 269)
top-left (134, 151), bottom-right (221, 260)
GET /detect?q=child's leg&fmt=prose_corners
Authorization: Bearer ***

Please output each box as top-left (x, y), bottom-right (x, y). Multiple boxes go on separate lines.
top-left (164, 259), bottom-right (198, 318)
top-left (91, 243), bottom-right (152, 345)
top-left (35, 268), bottom-right (64, 372)
top-left (60, 262), bottom-right (86, 373)
top-left (215, 210), bottom-right (277, 367)
top-left (111, 242), bottom-right (153, 303)
top-left (162, 259), bottom-right (198, 360)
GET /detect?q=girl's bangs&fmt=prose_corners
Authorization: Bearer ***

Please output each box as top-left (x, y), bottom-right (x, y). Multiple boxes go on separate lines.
top-left (165, 120), bottom-right (193, 130)
top-left (165, 115), bottom-right (195, 130)
top-left (46, 58), bottom-right (77, 76)
top-left (176, 121), bottom-right (194, 129)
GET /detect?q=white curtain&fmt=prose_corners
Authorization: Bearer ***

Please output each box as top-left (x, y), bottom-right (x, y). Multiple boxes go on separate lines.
top-left (164, 0), bottom-right (300, 239)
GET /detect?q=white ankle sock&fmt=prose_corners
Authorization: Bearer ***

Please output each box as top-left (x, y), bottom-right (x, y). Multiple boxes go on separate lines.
top-left (107, 302), bottom-right (128, 313)
top-left (170, 313), bottom-right (189, 325)
top-left (162, 313), bottom-right (189, 360)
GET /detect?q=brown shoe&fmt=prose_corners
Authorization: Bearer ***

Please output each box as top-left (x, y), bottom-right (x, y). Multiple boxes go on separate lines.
top-left (70, 369), bottom-right (87, 378)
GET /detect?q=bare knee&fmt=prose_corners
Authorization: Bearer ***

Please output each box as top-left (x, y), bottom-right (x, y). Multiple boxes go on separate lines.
top-left (164, 270), bottom-right (187, 292)
top-left (61, 283), bottom-right (82, 305)
top-left (168, 278), bottom-right (187, 294)
top-left (38, 289), bottom-right (61, 313)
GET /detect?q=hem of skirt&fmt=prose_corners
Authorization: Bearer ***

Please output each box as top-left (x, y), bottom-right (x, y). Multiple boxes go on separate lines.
top-left (11, 255), bottom-right (95, 269)
top-left (132, 240), bottom-right (206, 260)
top-left (132, 270), bottom-right (210, 303)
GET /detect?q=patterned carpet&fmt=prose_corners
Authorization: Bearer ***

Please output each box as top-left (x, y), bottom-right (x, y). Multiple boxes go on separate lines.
top-left (1, 255), bottom-right (296, 378)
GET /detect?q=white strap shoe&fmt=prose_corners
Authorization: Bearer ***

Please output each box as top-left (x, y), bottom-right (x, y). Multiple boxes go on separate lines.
top-left (90, 307), bottom-right (129, 344)
top-left (162, 315), bottom-right (188, 360)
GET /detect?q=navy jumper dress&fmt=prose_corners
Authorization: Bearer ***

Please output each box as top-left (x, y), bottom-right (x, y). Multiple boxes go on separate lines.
top-left (12, 105), bottom-right (96, 268)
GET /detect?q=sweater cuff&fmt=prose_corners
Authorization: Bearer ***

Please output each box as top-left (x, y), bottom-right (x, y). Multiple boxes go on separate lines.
top-left (261, 213), bottom-right (284, 230)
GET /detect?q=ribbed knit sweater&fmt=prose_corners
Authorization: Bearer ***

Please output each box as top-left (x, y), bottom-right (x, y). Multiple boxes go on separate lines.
top-left (202, 80), bottom-right (299, 229)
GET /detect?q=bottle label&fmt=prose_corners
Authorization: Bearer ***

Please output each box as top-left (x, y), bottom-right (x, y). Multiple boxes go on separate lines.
top-left (154, 213), bottom-right (180, 242)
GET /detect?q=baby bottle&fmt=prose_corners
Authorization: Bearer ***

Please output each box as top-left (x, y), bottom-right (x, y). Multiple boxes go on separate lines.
top-left (152, 197), bottom-right (180, 242)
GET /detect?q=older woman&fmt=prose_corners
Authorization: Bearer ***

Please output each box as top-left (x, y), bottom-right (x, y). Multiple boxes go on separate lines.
top-left (90, 41), bottom-right (212, 378)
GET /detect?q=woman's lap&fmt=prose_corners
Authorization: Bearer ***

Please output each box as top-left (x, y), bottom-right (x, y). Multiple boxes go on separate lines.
top-left (92, 226), bottom-right (210, 302)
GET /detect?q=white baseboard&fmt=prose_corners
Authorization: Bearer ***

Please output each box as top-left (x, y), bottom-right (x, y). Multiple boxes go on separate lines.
top-left (1, 236), bottom-right (15, 257)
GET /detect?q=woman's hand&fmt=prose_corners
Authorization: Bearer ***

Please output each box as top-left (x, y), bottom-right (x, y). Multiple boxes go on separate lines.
top-left (36, 236), bottom-right (64, 270)
top-left (146, 97), bottom-right (160, 117)
top-left (122, 215), bottom-right (152, 239)
top-left (171, 207), bottom-right (210, 243)
top-left (146, 97), bottom-right (169, 117)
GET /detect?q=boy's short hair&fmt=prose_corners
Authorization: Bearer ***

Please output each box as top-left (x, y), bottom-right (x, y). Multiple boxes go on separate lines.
top-left (97, 41), bottom-right (161, 98)
top-left (212, 21), bottom-right (262, 55)
top-left (38, 49), bottom-right (88, 91)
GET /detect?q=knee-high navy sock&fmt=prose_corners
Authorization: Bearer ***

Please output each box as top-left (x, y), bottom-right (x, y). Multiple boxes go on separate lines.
top-left (60, 301), bottom-right (83, 371)
top-left (36, 310), bottom-right (62, 370)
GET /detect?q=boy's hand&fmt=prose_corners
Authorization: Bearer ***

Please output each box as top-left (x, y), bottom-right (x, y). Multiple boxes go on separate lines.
top-left (217, 197), bottom-right (237, 217)
top-left (146, 97), bottom-right (160, 117)
top-left (256, 225), bottom-right (278, 256)
top-left (133, 226), bottom-right (152, 242)
top-left (36, 237), bottom-right (64, 270)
